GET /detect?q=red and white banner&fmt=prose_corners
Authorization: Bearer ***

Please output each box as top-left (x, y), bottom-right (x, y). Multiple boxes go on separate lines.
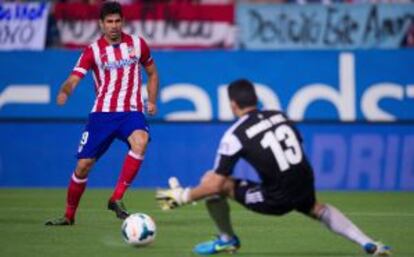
top-left (54, 3), bottom-right (235, 49)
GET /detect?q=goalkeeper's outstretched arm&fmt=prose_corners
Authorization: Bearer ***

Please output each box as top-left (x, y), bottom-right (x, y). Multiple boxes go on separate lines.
top-left (156, 171), bottom-right (230, 210)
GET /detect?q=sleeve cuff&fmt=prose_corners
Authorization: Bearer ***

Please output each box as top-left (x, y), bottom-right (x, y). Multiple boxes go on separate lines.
top-left (142, 57), bottom-right (154, 67)
top-left (71, 71), bottom-right (85, 78)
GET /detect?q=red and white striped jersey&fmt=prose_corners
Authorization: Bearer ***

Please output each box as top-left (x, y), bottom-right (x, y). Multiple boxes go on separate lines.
top-left (71, 32), bottom-right (153, 113)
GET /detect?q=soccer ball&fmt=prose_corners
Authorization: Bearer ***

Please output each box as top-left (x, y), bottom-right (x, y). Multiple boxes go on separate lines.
top-left (121, 213), bottom-right (156, 246)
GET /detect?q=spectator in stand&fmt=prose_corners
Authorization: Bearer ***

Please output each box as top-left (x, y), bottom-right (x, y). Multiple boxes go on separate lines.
top-left (402, 22), bottom-right (414, 47)
top-left (87, 0), bottom-right (138, 4)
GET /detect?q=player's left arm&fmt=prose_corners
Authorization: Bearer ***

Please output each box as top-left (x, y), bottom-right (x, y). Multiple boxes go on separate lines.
top-left (140, 37), bottom-right (159, 116)
top-left (144, 62), bottom-right (159, 116)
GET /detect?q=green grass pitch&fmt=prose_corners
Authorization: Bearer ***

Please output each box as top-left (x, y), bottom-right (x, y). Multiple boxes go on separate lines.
top-left (0, 189), bottom-right (413, 257)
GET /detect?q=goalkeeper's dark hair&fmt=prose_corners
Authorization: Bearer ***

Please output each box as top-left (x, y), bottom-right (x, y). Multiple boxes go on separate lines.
top-left (227, 79), bottom-right (258, 108)
top-left (100, 1), bottom-right (123, 20)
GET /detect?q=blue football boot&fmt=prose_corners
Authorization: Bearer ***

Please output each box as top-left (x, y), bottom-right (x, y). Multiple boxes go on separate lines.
top-left (364, 242), bottom-right (391, 256)
top-left (193, 235), bottom-right (240, 255)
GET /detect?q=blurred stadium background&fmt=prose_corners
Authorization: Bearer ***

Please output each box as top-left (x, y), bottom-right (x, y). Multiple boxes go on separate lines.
top-left (0, 1), bottom-right (413, 256)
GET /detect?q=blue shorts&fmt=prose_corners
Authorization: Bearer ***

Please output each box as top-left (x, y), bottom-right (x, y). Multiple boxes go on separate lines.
top-left (76, 112), bottom-right (149, 160)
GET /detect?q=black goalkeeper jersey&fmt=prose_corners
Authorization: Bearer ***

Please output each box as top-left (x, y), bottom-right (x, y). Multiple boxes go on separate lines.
top-left (214, 109), bottom-right (314, 193)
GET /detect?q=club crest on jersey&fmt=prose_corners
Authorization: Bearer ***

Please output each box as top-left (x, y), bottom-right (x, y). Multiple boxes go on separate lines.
top-left (128, 47), bottom-right (138, 58)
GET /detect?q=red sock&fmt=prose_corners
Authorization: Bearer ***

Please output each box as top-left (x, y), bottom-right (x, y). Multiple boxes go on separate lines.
top-left (65, 173), bottom-right (87, 221)
top-left (110, 151), bottom-right (143, 202)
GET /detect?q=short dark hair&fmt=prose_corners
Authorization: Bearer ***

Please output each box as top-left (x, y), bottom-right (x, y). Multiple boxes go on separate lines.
top-left (100, 1), bottom-right (123, 20)
top-left (227, 79), bottom-right (258, 108)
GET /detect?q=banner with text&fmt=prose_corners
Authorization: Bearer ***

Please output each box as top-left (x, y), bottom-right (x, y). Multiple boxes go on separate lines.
top-left (54, 3), bottom-right (235, 49)
top-left (0, 2), bottom-right (50, 51)
top-left (237, 3), bottom-right (414, 49)
top-left (1, 50), bottom-right (413, 122)
top-left (0, 122), bottom-right (413, 190)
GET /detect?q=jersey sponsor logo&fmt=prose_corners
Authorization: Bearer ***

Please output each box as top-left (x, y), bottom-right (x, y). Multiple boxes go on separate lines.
top-left (102, 56), bottom-right (139, 70)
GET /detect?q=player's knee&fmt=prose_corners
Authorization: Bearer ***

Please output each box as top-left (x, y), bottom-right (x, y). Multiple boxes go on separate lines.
top-left (129, 130), bottom-right (149, 155)
top-left (75, 159), bottom-right (95, 177)
top-left (130, 145), bottom-right (146, 156)
top-left (222, 179), bottom-right (235, 198)
top-left (200, 171), bottom-right (227, 195)
top-left (310, 202), bottom-right (327, 219)
top-left (200, 171), bottom-right (216, 185)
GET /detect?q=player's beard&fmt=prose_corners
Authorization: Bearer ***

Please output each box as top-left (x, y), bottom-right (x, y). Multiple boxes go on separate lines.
top-left (109, 31), bottom-right (121, 41)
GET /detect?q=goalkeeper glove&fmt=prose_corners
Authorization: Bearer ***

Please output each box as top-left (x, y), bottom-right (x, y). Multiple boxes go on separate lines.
top-left (156, 177), bottom-right (191, 210)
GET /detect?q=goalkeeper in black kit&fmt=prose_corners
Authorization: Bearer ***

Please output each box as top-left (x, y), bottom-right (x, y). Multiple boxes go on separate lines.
top-left (156, 79), bottom-right (391, 256)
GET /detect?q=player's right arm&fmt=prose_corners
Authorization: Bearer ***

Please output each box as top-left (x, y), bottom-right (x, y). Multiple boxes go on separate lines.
top-left (156, 132), bottom-right (242, 210)
top-left (57, 46), bottom-right (94, 106)
top-left (56, 75), bottom-right (82, 106)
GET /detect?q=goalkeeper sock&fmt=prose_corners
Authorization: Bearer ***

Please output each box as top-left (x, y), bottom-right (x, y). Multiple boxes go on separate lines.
top-left (319, 204), bottom-right (373, 246)
top-left (110, 151), bottom-right (143, 201)
top-left (65, 173), bottom-right (87, 221)
top-left (206, 195), bottom-right (235, 240)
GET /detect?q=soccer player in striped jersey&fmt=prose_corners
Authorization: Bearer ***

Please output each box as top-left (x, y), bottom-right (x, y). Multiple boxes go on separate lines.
top-left (45, 1), bottom-right (159, 225)
top-left (156, 79), bottom-right (391, 256)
